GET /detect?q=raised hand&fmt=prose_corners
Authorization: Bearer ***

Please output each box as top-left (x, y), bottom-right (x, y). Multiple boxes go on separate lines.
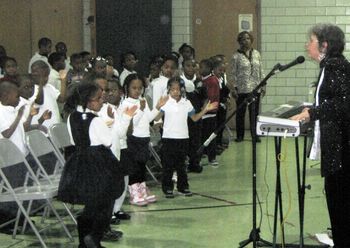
top-left (156, 95), bottom-right (169, 110)
top-left (140, 99), bottom-right (146, 111)
top-left (124, 105), bottom-right (138, 117)
top-left (58, 70), bottom-right (68, 81)
top-left (41, 110), bottom-right (52, 120)
top-left (30, 104), bottom-right (39, 116)
top-left (204, 101), bottom-right (219, 112)
top-left (107, 105), bottom-right (114, 119)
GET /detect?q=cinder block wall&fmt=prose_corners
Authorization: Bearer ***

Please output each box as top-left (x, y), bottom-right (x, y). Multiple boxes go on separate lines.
top-left (172, 0), bottom-right (192, 51)
top-left (260, 0), bottom-right (350, 111)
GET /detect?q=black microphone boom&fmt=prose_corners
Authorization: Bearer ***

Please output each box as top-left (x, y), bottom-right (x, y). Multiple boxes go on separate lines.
top-left (278, 56), bottom-right (305, 71)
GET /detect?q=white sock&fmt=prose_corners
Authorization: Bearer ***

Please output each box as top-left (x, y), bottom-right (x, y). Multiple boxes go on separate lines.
top-left (113, 175), bottom-right (129, 214)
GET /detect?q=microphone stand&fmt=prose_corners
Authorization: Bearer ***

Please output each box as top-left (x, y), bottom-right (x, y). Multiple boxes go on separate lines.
top-left (196, 63), bottom-right (281, 248)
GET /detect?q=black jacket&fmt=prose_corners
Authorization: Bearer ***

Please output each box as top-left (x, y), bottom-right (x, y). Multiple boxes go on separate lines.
top-left (309, 55), bottom-right (350, 177)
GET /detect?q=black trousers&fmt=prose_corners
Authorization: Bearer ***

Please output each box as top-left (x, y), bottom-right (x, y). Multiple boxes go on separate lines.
top-left (202, 116), bottom-right (217, 161)
top-left (216, 105), bottom-right (227, 145)
top-left (235, 93), bottom-right (260, 139)
top-left (188, 118), bottom-right (202, 167)
top-left (161, 138), bottom-right (189, 193)
top-left (324, 170), bottom-right (350, 248)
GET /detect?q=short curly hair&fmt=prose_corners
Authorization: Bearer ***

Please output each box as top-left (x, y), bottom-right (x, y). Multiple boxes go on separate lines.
top-left (309, 23), bottom-right (345, 57)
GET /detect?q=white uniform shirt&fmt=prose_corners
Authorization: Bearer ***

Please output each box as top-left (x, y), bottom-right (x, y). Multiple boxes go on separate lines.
top-left (0, 103), bottom-right (28, 155)
top-left (48, 69), bottom-right (61, 91)
top-left (180, 73), bottom-right (196, 93)
top-left (31, 84), bottom-right (61, 128)
top-left (120, 97), bottom-right (159, 138)
top-left (67, 106), bottom-right (112, 147)
top-left (28, 52), bottom-right (51, 73)
top-left (119, 68), bottom-right (136, 86)
top-left (152, 75), bottom-right (169, 110)
top-left (161, 97), bottom-right (195, 139)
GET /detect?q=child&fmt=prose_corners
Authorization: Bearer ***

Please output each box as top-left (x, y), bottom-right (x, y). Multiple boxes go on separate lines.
top-left (80, 51), bottom-right (92, 72)
top-left (144, 56), bottom-right (163, 109)
top-left (200, 59), bottom-right (220, 167)
top-left (0, 57), bottom-right (19, 84)
top-left (30, 61), bottom-right (66, 128)
top-left (57, 82), bottom-right (125, 248)
top-left (178, 43), bottom-right (195, 70)
top-left (104, 54), bottom-right (120, 79)
top-left (181, 59), bottom-right (207, 173)
top-left (48, 52), bottom-right (66, 91)
top-left (157, 77), bottom-right (218, 198)
top-left (28, 37), bottom-right (52, 73)
top-left (119, 51), bottom-right (137, 86)
top-left (152, 55), bottom-right (178, 111)
top-left (120, 73), bottom-right (168, 206)
top-left (66, 53), bottom-right (85, 89)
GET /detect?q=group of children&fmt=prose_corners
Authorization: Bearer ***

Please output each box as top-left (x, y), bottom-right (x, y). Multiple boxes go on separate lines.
top-left (0, 40), bottom-right (231, 247)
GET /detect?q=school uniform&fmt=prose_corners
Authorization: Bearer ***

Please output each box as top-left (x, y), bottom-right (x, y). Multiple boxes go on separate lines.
top-left (28, 52), bottom-right (51, 73)
top-left (48, 69), bottom-right (62, 91)
top-left (31, 83), bottom-right (61, 128)
top-left (202, 74), bottom-right (220, 162)
top-left (120, 97), bottom-right (159, 184)
top-left (160, 97), bottom-right (195, 193)
top-left (119, 68), bottom-right (136, 87)
top-left (152, 75), bottom-right (169, 111)
top-left (58, 106), bottom-right (124, 245)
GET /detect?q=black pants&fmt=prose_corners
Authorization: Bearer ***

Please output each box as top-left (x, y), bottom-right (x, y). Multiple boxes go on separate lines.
top-left (188, 118), bottom-right (202, 167)
top-left (202, 116), bottom-right (217, 161)
top-left (161, 138), bottom-right (189, 192)
top-left (216, 105), bottom-right (227, 145)
top-left (324, 170), bottom-right (350, 248)
top-left (79, 200), bottom-right (114, 243)
top-left (127, 136), bottom-right (150, 185)
top-left (235, 93), bottom-right (260, 140)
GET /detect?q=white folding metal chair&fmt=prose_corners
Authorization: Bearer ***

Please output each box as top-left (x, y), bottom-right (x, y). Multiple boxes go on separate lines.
top-left (48, 123), bottom-right (73, 165)
top-left (25, 130), bottom-right (77, 226)
top-left (146, 127), bottom-right (163, 183)
top-left (0, 138), bottom-right (74, 248)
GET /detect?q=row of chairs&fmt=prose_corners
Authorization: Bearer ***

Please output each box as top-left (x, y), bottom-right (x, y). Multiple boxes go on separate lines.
top-left (0, 123), bottom-right (76, 248)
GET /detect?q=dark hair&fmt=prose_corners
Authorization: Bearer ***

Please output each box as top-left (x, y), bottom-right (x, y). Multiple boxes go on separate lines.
top-left (161, 54), bottom-right (179, 68)
top-left (123, 73), bottom-right (145, 97)
top-left (38, 37), bottom-right (52, 49)
top-left (237, 31), bottom-right (254, 43)
top-left (178, 43), bottom-right (195, 58)
top-left (200, 59), bottom-right (213, 71)
top-left (0, 81), bottom-right (18, 99)
top-left (48, 52), bottom-right (65, 67)
top-left (309, 23), bottom-right (345, 57)
top-left (120, 51), bottom-right (137, 68)
top-left (31, 60), bottom-right (50, 72)
top-left (90, 56), bottom-right (107, 68)
top-left (167, 76), bottom-right (186, 98)
top-left (182, 58), bottom-right (196, 68)
top-left (80, 51), bottom-right (91, 57)
top-left (64, 82), bottom-right (100, 114)
top-left (2, 56), bottom-right (17, 68)
top-left (149, 55), bottom-right (164, 67)
top-left (55, 41), bottom-right (66, 50)
top-left (70, 53), bottom-right (82, 63)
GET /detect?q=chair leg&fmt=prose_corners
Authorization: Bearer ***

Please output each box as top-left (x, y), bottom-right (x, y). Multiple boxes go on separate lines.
top-left (45, 199), bottom-right (74, 241)
top-left (145, 165), bottom-right (159, 183)
top-left (21, 199), bottom-right (33, 234)
top-left (63, 203), bottom-right (77, 225)
top-left (12, 206), bottom-right (22, 239)
top-left (15, 200), bottom-right (48, 248)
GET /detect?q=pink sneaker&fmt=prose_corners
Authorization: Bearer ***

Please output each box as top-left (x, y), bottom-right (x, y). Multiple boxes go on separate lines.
top-left (128, 183), bottom-right (148, 206)
top-left (139, 182), bottom-right (157, 203)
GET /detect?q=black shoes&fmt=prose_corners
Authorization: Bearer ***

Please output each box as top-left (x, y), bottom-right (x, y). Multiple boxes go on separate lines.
top-left (188, 165), bottom-right (203, 173)
top-left (164, 190), bottom-right (175, 198)
top-left (235, 137), bottom-right (243, 142)
top-left (114, 211), bottom-right (131, 220)
top-left (102, 228), bottom-right (123, 241)
top-left (178, 189), bottom-right (193, 197)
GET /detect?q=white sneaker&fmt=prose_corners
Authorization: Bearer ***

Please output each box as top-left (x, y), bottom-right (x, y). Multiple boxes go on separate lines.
top-left (172, 172), bottom-right (178, 183)
top-left (209, 160), bottom-right (219, 167)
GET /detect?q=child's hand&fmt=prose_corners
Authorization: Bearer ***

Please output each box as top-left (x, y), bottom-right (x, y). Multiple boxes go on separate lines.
top-left (156, 95), bottom-right (169, 110)
top-left (124, 105), bottom-right (138, 117)
top-left (140, 99), bottom-right (146, 111)
top-left (107, 105), bottom-right (114, 119)
top-left (204, 101), bottom-right (219, 112)
top-left (58, 70), bottom-right (68, 81)
top-left (41, 110), bottom-right (52, 120)
top-left (30, 104), bottom-right (39, 116)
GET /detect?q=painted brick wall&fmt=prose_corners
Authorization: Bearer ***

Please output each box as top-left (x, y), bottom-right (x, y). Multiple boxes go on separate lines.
top-left (172, 0), bottom-right (192, 51)
top-left (261, 0), bottom-right (350, 111)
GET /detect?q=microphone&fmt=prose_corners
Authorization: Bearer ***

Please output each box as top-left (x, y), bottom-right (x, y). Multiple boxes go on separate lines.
top-left (278, 56), bottom-right (305, 71)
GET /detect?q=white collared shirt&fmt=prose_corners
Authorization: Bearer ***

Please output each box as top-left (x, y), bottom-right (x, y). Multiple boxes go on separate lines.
top-left (67, 106), bottom-right (112, 147)
top-left (28, 52), bottom-right (51, 73)
top-left (0, 103), bottom-right (28, 155)
top-left (180, 73), bottom-right (196, 93)
top-left (152, 75), bottom-right (169, 110)
top-left (119, 68), bottom-right (136, 86)
top-left (48, 69), bottom-right (61, 91)
top-left (120, 97), bottom-right (159, 138)
top-left (161, 96), bottom-right (194, 139)
top-left (31, 83), bottom-right (61, 128)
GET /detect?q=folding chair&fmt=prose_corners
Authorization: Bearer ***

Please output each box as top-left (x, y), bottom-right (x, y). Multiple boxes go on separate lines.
top-left (48, 123), bottom-right (73, 165)
top-left (147, 127), bottom-right (163, 183)
top-left (25, 130), bottom-right (77, 226)
top-left (0, 138), bottom-right (74, 248)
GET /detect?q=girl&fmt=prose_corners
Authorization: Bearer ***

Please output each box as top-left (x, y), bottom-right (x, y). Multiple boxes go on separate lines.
top-left (178, 43), bottom-right (195, 70)
top-left (119, 51), bottom-right (137, 86)
top-left (158, 77), bottom-right (218, 198)
top-left (0, 57), bottom-right (19, 84)
top-left (120, 73), bottom-right (168, 206)
top-left (57, 82), bottom-right (125, 248)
